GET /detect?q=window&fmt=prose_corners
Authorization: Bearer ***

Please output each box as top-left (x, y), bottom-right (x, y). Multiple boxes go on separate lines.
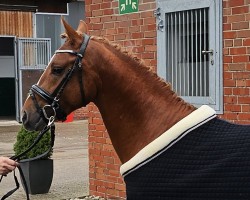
top-left (35, 1), bottom-right (85, 54)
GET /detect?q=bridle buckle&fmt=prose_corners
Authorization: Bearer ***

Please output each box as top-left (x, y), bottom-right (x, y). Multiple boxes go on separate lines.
top-left (42, 105), bottom-right (56, 121)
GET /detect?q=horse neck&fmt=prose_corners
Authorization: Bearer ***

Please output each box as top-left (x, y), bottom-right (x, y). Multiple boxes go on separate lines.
top-left (89, 40), bottom-right (196, 163)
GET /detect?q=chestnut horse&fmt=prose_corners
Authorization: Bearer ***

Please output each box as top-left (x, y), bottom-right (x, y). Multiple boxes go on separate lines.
top-left (22, 19), bottom-right (250, 199)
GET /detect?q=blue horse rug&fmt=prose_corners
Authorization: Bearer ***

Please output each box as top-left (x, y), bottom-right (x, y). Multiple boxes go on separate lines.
top-left (120, 106), bottom-right (250, 199)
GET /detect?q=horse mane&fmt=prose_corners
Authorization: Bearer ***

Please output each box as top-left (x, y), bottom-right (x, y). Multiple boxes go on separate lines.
top-left (90, 36), bottom-right (170, 87)
top-left (90, 36), bottom-right (195, 110)
top-left (61, 33), bottom-right (194, 109)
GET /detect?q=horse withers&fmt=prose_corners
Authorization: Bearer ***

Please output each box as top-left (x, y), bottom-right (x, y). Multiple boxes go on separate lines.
top-left (22, 19), bottom-right (250, 199)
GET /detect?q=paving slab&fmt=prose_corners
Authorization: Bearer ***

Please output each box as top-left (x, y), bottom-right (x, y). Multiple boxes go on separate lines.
top-left (0, 120), bottom-right (89, 200)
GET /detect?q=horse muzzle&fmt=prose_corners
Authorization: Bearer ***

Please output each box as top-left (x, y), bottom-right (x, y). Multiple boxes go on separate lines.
top-left (22, 109), bottom-right (47, 131)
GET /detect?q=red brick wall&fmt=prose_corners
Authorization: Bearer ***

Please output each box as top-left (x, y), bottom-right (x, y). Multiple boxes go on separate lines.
top-left (85, 0), bottom-right (157, 198)
top-left (222, 0), bottom-right (250, 123)
top-left (83, 0), bottom-right (250, 199)
top-left (73, 107), bottom-right (89, 120)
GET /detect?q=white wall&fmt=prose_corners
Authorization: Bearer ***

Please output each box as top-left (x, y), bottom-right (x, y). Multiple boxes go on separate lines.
top-left (0, 56), bottom-right (15, 78)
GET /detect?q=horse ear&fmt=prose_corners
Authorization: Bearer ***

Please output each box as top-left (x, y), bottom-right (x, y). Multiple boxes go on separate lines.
top-left (76, 20), bottom-right (88, 34)
top-left (61, 16), bottom-right (80, 43)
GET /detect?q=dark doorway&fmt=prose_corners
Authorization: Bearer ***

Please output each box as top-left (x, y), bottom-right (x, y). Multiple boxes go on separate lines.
top-left (0, 78), bottom-right (15, 116)
top-left (0, 37), bottom-right (16, 118)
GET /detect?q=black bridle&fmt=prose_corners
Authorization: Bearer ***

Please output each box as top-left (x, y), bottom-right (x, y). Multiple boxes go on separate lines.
top-left (30, 33), bottom-right (90, 123)
top-left (0, 34), bottom-right (90, 200)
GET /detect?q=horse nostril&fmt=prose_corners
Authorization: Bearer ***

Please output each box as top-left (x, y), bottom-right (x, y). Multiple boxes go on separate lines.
top-left (22, 111), bottom-right (27, 123)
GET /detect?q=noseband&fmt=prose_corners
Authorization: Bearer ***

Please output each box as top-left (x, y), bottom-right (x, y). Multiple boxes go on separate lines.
top-left (29, 34), bottom-right (90, 123)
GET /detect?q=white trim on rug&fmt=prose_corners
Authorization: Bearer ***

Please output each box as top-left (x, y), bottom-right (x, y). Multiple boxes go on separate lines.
top-left (120, 105), bottom-right (217, 177)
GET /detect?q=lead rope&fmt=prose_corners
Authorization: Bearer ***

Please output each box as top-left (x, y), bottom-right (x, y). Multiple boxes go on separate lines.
top-left (0, 123), bottom-right (55, 200)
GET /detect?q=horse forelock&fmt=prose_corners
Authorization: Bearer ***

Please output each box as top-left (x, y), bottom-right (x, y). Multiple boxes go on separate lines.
top-left (60, 31), bottom-right (84, 40)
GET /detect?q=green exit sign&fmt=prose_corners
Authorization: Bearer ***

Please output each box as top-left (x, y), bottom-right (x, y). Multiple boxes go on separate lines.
top-left (119, 0), bottom-right (138, 15)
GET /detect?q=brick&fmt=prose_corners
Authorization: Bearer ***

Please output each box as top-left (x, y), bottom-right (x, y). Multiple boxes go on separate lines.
top-left (224, 88), bottom-right (233, 95)
top-left (131, 19), bottom-right (143, 26)
top-left (92, 23), bottom-right (103, 30)
top-left (238, 96), bottom-right (250, 104)
top-left (224, 55), bottom-right (232, 63)
top-left (129, 25), bottom-right (140, 33)
top-left (90, 3), bottom-right (101, 10)
top-left (242, 105), bottom-right (250, 112)
top-left (227, 14), bottom-right (245, 23)
top-left (234, 38), bottom-right (243, 46)
top-left (232, 6), bottom-right (249, 14)
top-left (224, 48), bottom-right (229, 55)
top-left (233, 72), bottom-right (250, 79)
top-left (229, 47), bottom-right (246, 55)
top-left (246, 47), bottom-right (250, 54)
top-left (101, 2), bottom-right (111, 9)
top-left (132, 32), bottom-right (144, 39)
top-left (139, 2), bottom-right (155, 10)
top-left (145, 45), bottom-right (157, 52)
top-left (142, 52), bottom-right (155, 59)
top-left (118, 27), bottom-right (129, 34)
top-left (225, 104), bottom-right (241, 112)
top-left (103, 8), bottom-right (113, 15)
top-left (224, 96), bottom-right (237, 104)
top-left (224, 39), bottom-right (233, 47)
top-left (101, 16), bottom-right (117, 22)
top-left (237, 30), bottom-right (250, 38)
top-left (106, 28), bottom-right (117, 35)
top-left (233, 88), bottom-right (250, 95)
top-left (232, 55), bottom-right (249, 63)
top-left (246, 13), bottom-right (250, 21)
top-left (223, 31), bottom-right (236, 39)
top-left (141, 11), bottom-right (154, 18)
top-left (144, 17), bottom-right (156, 25)
top-left (95, 124), bottom-right (106, 131)
top-left (246, 64), bottom-right (250, 70)
top-left (144, 31), bottom-right (157, 38)
top-left (115, 183), bottom-right (126, 191)
top-left (142, 0), bottom-right (155, 3)
top-left (238, 113), bottom-right (250, 120)
top-left (223, 23), bottom-right (231, 31)
top-left (223, 7), bottom-right (231, 15)
top-left (243, 38), bottom-right (250, 46)
top-left (221, 112), bottom-right (238, 121)
top-left (92, 0), bottom-right (102, 4)
top-left (142, 24), bottom-right (156, 31)
top-left (224, 79), bottom-right (236, 87)
top-left (103, 22), bottom-right (114, 29)
top-left (93, 118), bottom-right (104, 125)
top-left (228, 63), bottom-right (246, 71)
top-left (236, 79), bottom-right (246, 87)
top-left (228, 0), bottom-right (244, 7)
top-left (142, 38), bottom-right (155, 45)
top-left (92, 9), bottom-right (103, 16)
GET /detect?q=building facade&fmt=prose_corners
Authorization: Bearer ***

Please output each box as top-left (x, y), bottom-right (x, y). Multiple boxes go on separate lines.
top-left (0, 0), bottom-right (85, 121)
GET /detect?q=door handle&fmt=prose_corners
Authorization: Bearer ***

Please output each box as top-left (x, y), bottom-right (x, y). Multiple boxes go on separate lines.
top-left (202, 49), bottom-right (213, 55)
top-left (202, 49), bottom-right (214, 65)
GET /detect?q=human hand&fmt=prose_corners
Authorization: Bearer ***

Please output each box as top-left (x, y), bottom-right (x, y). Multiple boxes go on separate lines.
top-left (0, 157), bottom-right (18, 175)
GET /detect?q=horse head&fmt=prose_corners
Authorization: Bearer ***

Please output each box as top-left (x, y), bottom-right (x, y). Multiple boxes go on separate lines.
top-left (22, 18), bottom-right (98, 131)
top-left (22, 18), bottom-right (195, 163)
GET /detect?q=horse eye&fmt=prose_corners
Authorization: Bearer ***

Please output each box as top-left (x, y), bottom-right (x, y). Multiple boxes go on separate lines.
top-left (52, 67), bottom-right (64, 75)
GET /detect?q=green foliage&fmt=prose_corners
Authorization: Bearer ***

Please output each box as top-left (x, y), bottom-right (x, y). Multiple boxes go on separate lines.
top-left (13, 126), bottom-right (53, 160)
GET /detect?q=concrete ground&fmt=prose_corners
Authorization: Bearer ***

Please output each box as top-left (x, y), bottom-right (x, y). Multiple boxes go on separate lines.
top-left (0, 119), bottom-right (89, 200)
